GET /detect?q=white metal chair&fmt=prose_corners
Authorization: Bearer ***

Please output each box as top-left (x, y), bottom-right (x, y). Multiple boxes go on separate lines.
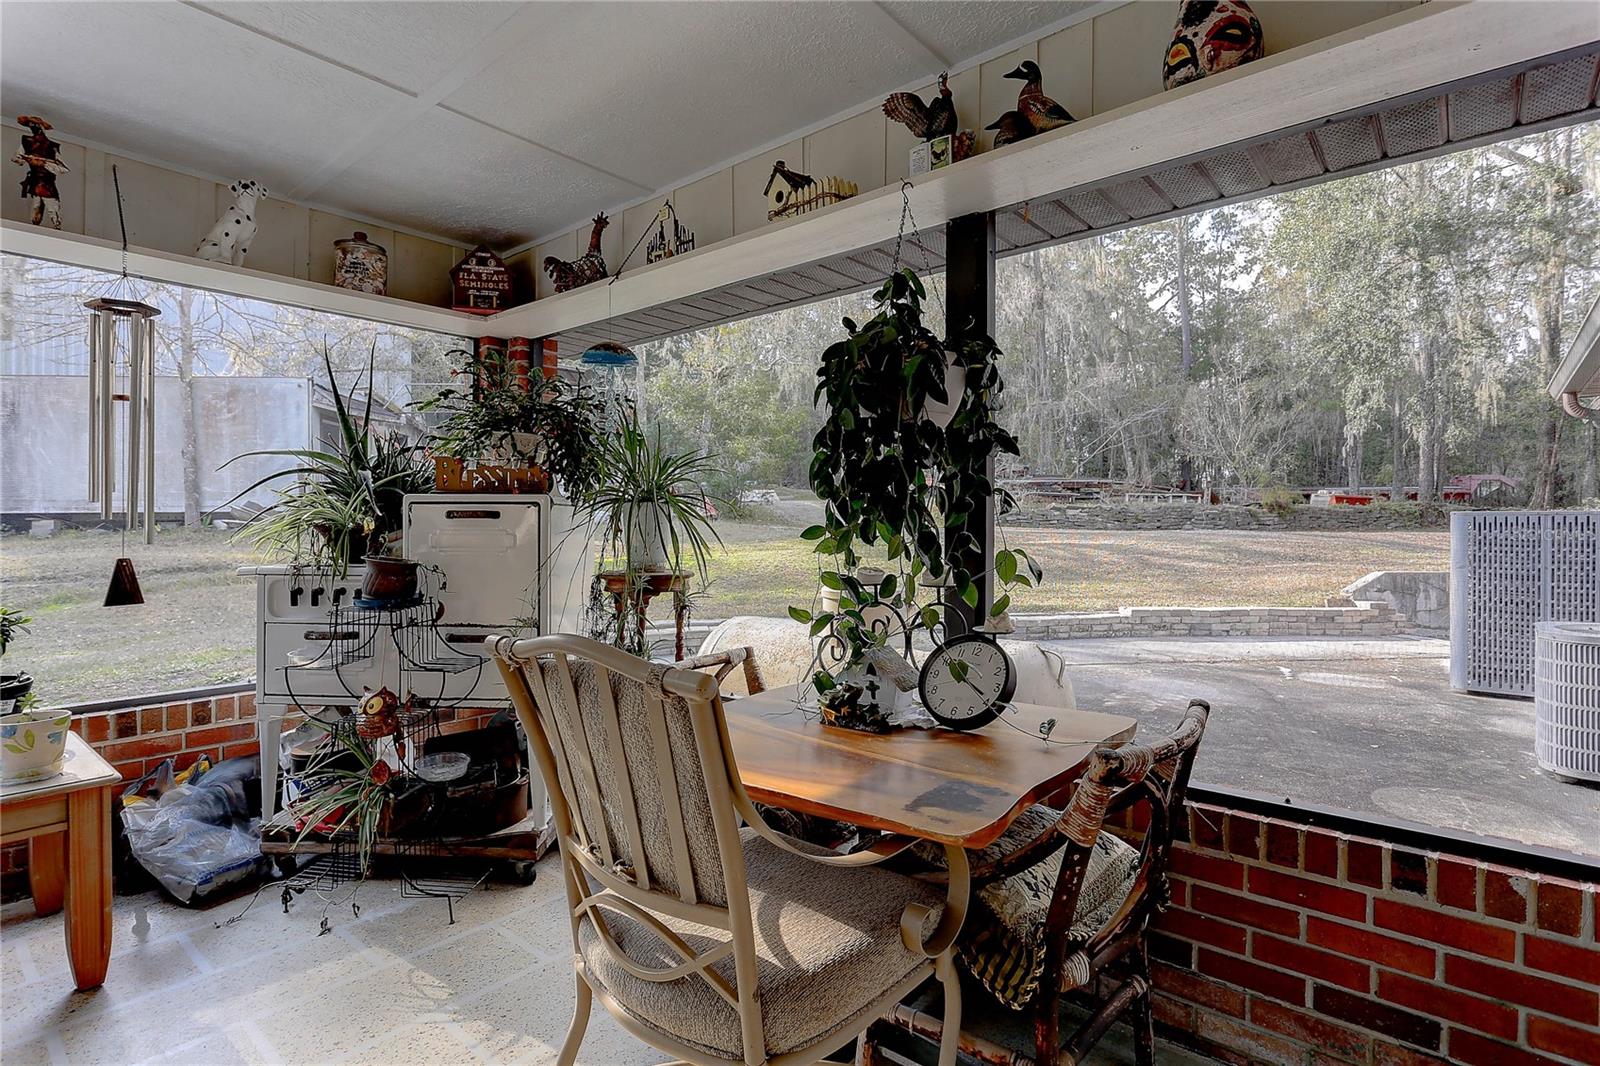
top-left (492, 634), bottom-right (964, 1066)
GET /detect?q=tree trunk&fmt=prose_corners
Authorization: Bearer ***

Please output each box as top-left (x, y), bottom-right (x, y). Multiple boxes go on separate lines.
top-left (1344, 426), bottom-right (1363, 491)
top-left (1415, 332), bottom-right (1440, 502)
top-left (1390, 383), bottom-right (1405, 500)
top-left (176, 289), bottom-right (203, 526)
top-left (1175, 219), bottom-right (1195, 490)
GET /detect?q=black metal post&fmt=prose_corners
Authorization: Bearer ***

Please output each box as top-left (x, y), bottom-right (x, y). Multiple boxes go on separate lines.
top-left (944, 211), bottom-right (996, 636)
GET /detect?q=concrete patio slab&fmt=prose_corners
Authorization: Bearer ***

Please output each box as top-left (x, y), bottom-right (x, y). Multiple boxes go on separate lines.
top-left (1052, 637), bottom-right (1600, 859)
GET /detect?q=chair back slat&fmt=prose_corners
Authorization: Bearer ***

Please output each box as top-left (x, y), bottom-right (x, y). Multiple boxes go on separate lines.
top-left (594, 663), bottom-right (652, 891)
top-left (643, 683), bottom-right (703, 905)
top-left (522, 654), bottom-right (594, 856)
top-left (553, 651), bottom-right (617, 869)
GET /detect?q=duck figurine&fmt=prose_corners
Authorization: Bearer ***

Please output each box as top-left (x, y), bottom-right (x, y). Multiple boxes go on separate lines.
top-left (984, 110), bottom-right (1032, 148)
top-left (1004, 60), bottom-right (1076, 139)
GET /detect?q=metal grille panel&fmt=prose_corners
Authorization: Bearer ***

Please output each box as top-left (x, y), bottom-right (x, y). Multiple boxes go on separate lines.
top-left (1059, 189), bottom-right (1128, 229)
top-left (1202, 150), bottom-right (1270, 197)
top-left (1451, 511), bottom-right (1600, 696)
top-left (1150, 163), bottom-right (1220, 208)
top-left (1380, 97), bottom-right (1447, 155)
top-left (1448, 77), bottom-right (1518, 140)
top-left (1250, 134), bottom-right (1324, 184)
top-left (1312, 116), bottom-right (1383, 171)
top-left (1535, 623), bottom-right (1600, 782)
top-left (1101, 178), bottom-right (1174, 219)
top-left (1520, 54), bottom-right (1599, 123)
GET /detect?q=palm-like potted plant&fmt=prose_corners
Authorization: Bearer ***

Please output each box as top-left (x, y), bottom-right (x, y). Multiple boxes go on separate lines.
top-left (0, 606), bottom-right (34, 713)
top-left (217, 344), bottom-right (432, 576)
top-left (585, 407), bottom-right (721, 577)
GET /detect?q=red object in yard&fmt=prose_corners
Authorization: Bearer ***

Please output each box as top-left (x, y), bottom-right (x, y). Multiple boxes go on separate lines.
top-left (1329, 493), bottom-right (1376, 507)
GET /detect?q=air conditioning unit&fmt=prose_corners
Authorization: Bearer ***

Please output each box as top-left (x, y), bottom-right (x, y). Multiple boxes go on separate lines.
top-left (1534, 621), bottom-right (1600, 783)
top-left (1449, 511), bottom-right (1599, 696)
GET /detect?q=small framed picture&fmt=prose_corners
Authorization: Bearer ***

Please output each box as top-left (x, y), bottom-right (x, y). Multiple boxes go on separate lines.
top-left (929, 134), bottom-right (954, 170)
top-left (908, 142), bottom-right (931, 175)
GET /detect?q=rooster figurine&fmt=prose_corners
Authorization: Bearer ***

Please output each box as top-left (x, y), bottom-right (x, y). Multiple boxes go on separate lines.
top-left (883, 72), bottom-right (974, 162)
top-left (1000, 60), bottom-right (1076, 141)
top-left (543, 213), bottom-right (609, 293)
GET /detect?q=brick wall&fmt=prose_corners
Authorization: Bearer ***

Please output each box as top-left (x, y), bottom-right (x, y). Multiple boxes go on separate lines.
top-left (1012, 603), bottom-right (1403, 641)
top-left (1143, 802), bottom-right (1599, 1065)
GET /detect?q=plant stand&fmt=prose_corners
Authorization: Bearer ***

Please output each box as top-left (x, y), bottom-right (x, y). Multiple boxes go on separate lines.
top-left (595, 569), bottom-right (692, 660)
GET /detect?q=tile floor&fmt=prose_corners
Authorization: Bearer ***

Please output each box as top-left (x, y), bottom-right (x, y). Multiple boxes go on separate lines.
top-left (1, 855), bottom-right (1207, 1065)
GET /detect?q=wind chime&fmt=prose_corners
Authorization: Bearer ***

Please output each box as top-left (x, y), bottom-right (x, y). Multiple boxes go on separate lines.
top-left (85, 165), bottom-right (161, 606)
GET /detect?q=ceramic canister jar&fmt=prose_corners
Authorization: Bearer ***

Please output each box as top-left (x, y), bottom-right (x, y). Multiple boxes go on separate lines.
top-left (333, 231), bottom-right (388, 295)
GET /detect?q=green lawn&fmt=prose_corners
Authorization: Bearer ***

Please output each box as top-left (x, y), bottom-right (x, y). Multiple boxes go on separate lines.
top-left (1, 521), bottom-right (1450, 705)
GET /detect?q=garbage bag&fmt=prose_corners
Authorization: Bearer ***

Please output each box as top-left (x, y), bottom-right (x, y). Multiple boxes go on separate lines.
top-left (121, 755), bottom-right (266, 904)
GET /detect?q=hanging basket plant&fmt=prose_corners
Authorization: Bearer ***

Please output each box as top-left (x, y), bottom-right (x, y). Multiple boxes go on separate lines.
top-left (791, 266), bottom-right (1040, 702)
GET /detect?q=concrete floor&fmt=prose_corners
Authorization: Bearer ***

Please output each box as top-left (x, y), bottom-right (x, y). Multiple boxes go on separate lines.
top-left (1053, 636), bottom-right (1600, 858)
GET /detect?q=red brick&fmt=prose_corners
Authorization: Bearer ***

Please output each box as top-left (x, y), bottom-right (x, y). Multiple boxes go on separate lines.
top-left (1312, 986), bottom-right (1441, 1050)
top-left (1390, 849), bottom-right (1429, 897)
top-left (1250, 867), bottom-right (1368, 922)
top-left (112, 710), bottom-right (138, 738)
top-left (1253, 934), bottom-right (1369, 991)
top-left (1435, 859), bottom-right (1477, 911)
top-left (138, 707), bottom-right (162, 734)
top-left (1373, 1041), bottom-right (1450, 1066)
top-left (1189, 808), bottom-right (1225, 850)
top-left (1483, 867), bottom-right (1532, 924)
top-left (1304, 829), bottom-right (1339, 878)
top-left (1373, 900), bottom-right (1514, 960)
top-left (99, 734), bottom-right (182, 763)
top-left (1524, 933), bottom-right (1600, 984)
top-left (1306, 917), bottom-right (1435, 977)
top-left (69, 718), bottom-right (85, 737)
top-left (1264, 821), bottom-right (1299, 869)
top-left (110, 759), bottom-right (143, 779)
top-left (1198, 948), bottom-right (1306, 1005)
top-left (1192, 1010), bottom-right (1308, 1065)
top-left (1376, 971), bottom-right (1518, 1040)
top-left (185, 723), bottom-right (254, 748)
top-left (1170, 849), bottom-right (1246, 889)
top-left (237, 692), bottom-right (256, 716)
top-left (1537, 878), bottom-right (1587, 938)
top-left (189, 700), bottom-right (213, 726)
top-left (1527, 1015), bottom-right (1600, 1066)
top-left (1193, 885), bottom-right (1302, 937)
top-left (1159, 910), bottom-right (1247, 953)
top-left (1169, 878), bottom-right (1188, 908)
top-left (1448, 1029), bottom-right (1561, 1066)
top-left (1226, 814), bottom-right (1261, 859)
top-left (1250, 999), bottom-right (1372, 1062)
top-left (85, 714), bottom-right (111, 743)
top-left (1346, 840), bottom-right (1385, 888)
top-left (1151, 991), bottom-right (1192, 1030)
top-left (222, 741), bottom-right (259, 761)
top-left (214, 695), bottom-right (238, 722)
top-left (1152, 961), bottom-right (1247, 1017)
top-left (164, 705), bottom-right (188, 731)
top-left (1445, 954), bottom-right (1598, 1023)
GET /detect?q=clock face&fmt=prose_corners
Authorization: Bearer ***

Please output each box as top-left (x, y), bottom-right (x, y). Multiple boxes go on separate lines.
top-left (918, 634), bottom-right (1015, 730)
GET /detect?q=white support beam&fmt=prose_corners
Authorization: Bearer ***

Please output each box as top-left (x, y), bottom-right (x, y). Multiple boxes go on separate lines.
top-left (485, 0), bottom-right (1600, 343)
top-left (1, 222), bottom-right (485, 336)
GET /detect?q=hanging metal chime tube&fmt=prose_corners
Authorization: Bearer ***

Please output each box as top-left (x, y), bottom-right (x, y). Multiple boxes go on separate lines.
top-left (84, 297), bottom-right (161, 543)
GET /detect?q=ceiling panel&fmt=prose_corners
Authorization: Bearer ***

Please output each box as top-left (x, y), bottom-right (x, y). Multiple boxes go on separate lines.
top-left (189, 1), bottom-right (519, 93)
top-left (876, 2), bottom-right (1096, 63)
top-left (328, 110), bottom-right (641, 248)
top-left (443, 1), bottom-right (935, 190)
top-left (0, 1), bottom-right (404, 192)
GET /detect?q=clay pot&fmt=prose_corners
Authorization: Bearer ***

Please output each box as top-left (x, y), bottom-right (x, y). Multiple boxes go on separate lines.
top-left (361, 556), bottom-right (420, 603)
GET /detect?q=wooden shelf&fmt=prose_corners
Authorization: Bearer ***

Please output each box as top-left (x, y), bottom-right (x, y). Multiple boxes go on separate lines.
top-left (1, 222), bottom-right (484, 336)
top-left (485, 0), bottom-right (1599, 347)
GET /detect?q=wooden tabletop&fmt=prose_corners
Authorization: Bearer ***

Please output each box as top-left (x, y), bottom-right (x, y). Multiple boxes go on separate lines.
top-left (0, 733), bottom-right (119, 803)
top-left (723, 687), bottom-right (1137, 849)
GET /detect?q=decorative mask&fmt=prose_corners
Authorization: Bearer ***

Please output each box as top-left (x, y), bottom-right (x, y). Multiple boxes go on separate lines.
top-left (1163, 0), bottom-right (1264, 91)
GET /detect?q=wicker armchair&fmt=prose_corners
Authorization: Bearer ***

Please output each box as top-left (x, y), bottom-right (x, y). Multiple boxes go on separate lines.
top-left (492, 634), bottom-right (964, 1066)
top-left (863, 699), bottom-right (1211, 1066)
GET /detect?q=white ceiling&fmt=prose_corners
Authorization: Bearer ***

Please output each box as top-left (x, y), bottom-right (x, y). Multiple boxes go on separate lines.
top-left (0, 0), bottom-right (1098, 250)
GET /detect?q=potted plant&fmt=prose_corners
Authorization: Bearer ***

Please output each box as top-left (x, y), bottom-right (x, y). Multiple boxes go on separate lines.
top-left (217, 344), bottom-right (432, 575)
top-left (412, 348), bottom-right (609, 501)
top-left (585, 406), bottom-right (721, 577)
top-left (788, 268), bottom-right (1040, 719)
top-left (0, 606), bottom-right (34, 713)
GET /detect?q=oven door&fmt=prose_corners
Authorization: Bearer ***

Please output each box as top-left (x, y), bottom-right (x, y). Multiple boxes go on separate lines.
top-left (405, 498), bottom-right (542, 628)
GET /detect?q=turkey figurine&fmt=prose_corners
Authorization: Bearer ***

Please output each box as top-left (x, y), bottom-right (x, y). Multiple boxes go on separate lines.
top-left (884, 72), bottom-right (973, 163)
top-left (543, 213), bottom-right (610, 293)
top-left (1004, 60), bottom-right (1076, 138)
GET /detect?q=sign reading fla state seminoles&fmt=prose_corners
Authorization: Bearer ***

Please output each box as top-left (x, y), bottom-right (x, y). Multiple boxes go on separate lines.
top-left (451, 246), bottom-right (513, 314)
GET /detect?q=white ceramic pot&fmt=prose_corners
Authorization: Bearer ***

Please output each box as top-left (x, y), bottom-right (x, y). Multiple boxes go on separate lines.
top-left (625, 505), bottom-right (673, 572)
top-left (920, 353), bottom-right (967, 430)
top-left (1, 709), bottom-right (72, 783)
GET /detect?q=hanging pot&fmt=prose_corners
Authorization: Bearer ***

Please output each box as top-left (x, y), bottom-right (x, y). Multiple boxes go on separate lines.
top-left (920, 352), bottom-right (967, 429)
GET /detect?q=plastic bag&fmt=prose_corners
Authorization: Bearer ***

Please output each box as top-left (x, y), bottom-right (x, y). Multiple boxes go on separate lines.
top-left (121, 756), bottom-right (266, 904)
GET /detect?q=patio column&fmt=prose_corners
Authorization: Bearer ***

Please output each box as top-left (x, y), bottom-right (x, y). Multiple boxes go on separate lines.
top-left (944, 211), bottom-right (997, 635)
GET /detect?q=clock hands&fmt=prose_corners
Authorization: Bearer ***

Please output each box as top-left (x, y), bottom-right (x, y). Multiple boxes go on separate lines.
top-left (947, 658), bottom-right (989, 700)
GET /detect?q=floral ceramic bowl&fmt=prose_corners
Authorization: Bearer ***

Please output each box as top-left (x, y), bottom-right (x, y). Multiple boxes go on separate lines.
top-left (1, 709), bottom-right (72, 783)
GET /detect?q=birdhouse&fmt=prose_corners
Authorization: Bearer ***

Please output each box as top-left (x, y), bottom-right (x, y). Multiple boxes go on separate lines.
top-left (451, 245), bottom-right (512, 314)
top-left (763, 161), bottom-right (858, 222)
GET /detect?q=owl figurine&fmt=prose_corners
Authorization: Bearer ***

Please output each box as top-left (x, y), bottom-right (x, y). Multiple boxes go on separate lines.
top-left (1163, 0), bottom-right (1264, 91)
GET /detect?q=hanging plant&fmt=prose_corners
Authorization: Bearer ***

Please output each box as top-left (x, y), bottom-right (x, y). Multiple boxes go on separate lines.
top-left (790, 267), bottom-right (1040, 697)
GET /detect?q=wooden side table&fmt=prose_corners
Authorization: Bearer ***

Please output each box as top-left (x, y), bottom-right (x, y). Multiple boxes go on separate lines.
top-left (595, 569), bottom-right (692, 660)
top-left (0, 733), bottom-right (118, 990)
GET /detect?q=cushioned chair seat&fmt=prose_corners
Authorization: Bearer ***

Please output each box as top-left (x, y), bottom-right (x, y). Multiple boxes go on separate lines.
top-left (960, 831), bottom-right (1140, 1010)
top-left (579, 827), bottom-right (944, 1060)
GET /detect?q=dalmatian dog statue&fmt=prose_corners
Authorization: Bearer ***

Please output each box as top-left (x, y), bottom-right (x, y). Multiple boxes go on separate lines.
top-left (196, 179), bottom-right (267, 265)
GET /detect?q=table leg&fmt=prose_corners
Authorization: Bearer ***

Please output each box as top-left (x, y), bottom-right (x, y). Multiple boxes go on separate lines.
top-left (28, 831), bottom-right (65, 916)
top-left (674, 599), bottom-right (687, 662)
top-left (64, 785), bottom-right (113, 991)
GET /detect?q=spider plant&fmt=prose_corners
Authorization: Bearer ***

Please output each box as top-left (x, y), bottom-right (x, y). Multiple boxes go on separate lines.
top-left (291, 721), bottom-right (392, 876)
top-left (583, 408), bottom-right (722, 581)
top-left (216, 343), bottom-right (431, 574)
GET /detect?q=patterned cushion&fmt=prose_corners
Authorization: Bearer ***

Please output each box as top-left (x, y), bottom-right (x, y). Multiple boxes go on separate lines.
top-left (578, 827), bottom-right (943, 1059)
top-left (960, 831), bottom-right (1140, 1010)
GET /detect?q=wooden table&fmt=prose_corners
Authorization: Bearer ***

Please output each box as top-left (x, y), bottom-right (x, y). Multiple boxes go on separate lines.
top-left (0, 733), bottom-right (118, 990)
top-left (723, 688), bottom-right (1137, 849)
